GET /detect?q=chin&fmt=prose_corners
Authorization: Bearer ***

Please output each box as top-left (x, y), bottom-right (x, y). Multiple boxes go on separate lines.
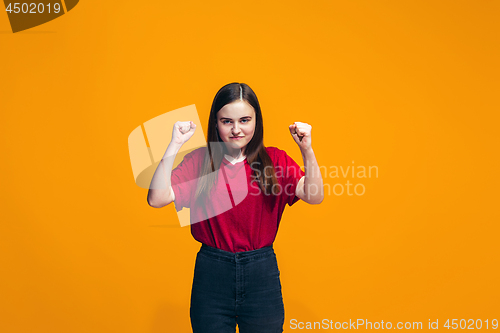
top-left (228, 142), bottom-right (243, 149)
top-left (224, 141), bottom-right (244, 150)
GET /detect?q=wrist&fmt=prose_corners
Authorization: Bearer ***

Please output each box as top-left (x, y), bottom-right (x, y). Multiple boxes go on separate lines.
top-left (164, 142), bottom-right (182, 158)
top-left (300, 146), bottom-right (314, 156)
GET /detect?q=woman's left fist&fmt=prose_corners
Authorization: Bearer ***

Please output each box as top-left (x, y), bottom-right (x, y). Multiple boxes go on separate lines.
top-left (289, 122), bottom-right (312, 151)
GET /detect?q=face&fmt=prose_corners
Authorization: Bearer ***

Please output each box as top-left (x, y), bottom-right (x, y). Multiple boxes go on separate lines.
top-left (216, 100), bottom-right (256, 156)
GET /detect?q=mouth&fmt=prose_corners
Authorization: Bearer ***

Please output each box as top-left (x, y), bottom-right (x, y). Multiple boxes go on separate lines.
top-left (230, 136), bottom-right (244, 140)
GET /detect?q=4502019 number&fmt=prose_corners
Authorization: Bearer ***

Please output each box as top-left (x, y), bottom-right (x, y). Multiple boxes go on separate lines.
top-left (6, 3), bottom-right (62, 14)
top-left (444, 319), bottom-right (498, 329)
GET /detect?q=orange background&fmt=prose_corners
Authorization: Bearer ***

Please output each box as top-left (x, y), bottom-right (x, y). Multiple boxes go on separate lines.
top-left (1, 1), bottom-right (499, 332)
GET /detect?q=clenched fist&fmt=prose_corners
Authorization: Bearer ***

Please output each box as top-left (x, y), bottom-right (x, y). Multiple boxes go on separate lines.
top-left (172, 121), bottom-right (196, 146)
top-left (289, 122), bottom-right (312, 151)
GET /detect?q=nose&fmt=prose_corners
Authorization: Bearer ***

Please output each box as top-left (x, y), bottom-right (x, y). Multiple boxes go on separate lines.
top-left (232, 123), bottom-right (241, 136)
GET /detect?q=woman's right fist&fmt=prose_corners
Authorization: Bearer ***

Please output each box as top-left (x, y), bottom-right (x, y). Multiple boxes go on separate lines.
top-left (172, 121), bottom-right (196, 145)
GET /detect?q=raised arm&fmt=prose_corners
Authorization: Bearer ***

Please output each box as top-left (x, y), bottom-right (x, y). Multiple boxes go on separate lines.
top-left (289, 122), bottom-right (324, 205)
top-left (147, 121), bottom-right (196, 208)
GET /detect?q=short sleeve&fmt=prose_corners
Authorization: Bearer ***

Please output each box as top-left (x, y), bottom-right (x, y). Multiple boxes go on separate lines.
top-left (278, 149), bottom-right (305, 206)
top-left (170, 149), bottom-right (204, 212)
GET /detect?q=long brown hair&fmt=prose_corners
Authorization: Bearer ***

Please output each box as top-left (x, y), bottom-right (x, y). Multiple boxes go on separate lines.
top-left (194, 82), bottom-right (279, 201)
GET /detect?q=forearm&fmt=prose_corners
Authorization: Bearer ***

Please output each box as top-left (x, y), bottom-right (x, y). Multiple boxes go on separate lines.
top-left (147, 142), bottom-right (182, 208)
top-left (300, 147), bottom-right (324, 204)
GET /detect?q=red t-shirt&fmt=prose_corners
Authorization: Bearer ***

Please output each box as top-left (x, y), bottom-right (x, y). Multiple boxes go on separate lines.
top-left (171, 146), bottom-right (305, 253)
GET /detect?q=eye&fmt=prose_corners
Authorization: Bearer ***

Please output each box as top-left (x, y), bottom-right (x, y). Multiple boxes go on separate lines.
top-left (241, 119), bottom-right (249, 123)
top-left (221, 120), bottom-right (231, 124)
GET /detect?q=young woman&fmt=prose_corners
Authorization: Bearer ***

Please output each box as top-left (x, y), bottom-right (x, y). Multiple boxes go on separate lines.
top-left (147, 82), bottom-right (323, 333)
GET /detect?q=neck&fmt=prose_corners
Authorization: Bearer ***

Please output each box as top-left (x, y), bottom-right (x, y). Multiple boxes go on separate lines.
top-left (226, 147), bottom-right (244, 159)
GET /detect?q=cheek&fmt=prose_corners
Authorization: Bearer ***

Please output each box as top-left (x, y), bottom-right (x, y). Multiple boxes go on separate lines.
top-left (244, 123), bottom-right (256, 135)
top-left (216, 126), bottom-right (229, 141)
top-left (219, 126), bottom-right (230, 136)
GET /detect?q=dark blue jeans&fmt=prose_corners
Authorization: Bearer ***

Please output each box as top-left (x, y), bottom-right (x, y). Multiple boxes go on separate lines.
top-left (190, 244), bottom-right (285, 333)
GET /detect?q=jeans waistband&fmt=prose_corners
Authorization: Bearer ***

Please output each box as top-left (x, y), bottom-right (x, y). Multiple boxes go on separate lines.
top-left (199, 243), bottom-right (275, 263)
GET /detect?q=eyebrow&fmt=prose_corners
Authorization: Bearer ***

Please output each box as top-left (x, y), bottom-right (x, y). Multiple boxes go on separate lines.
top-left (219, 116), bottom-right (252, 120)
